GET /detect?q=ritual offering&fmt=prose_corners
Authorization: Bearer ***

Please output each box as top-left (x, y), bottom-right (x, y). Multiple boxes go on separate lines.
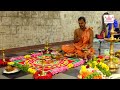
top-left (6, 41), bottom-right (85, 79)
top-left (78, 65), bottom-right (104, 79)
top-left (3, 65), bottom-right (20, 74)
top-left (7, 51), bottom-right (85, 79)
top-left (51, 51), bottom-right (63, 60)
top-left (64, 53), bottom-right (75, 58)
top-left (78, 55), bottom-right (112, 79)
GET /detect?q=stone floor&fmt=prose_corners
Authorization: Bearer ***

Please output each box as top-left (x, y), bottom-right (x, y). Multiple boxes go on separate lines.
top-left (0, 39), bottom-right (120, 79)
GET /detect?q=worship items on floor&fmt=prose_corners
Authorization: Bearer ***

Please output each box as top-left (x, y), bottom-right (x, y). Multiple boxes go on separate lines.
top-left (78, 65), bottom-right (104, 79)
top-left (6, 48), bottom-right (85, 79)
top-left (78, 55), bottom-right (112, 79)
top-left (3, 66), bottom-right (20, 74)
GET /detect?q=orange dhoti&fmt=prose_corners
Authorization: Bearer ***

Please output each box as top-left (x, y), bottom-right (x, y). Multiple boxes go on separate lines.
top-left (62, 44), bottom-right (95, 58)
top-left (62, 28), bottom-right (95, 58)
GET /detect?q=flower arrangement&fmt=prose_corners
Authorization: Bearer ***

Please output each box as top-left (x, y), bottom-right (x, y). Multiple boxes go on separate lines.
top-left (8, 62), bottom-right (29, 72)
top-left (78, 65), bottom-right (103, 79)
top-left (95, 62), bottom-right (111, 76)
top-left (8, 51), bottom-right (85, 79)
top-left (86, 56), bottom-right (111, 77)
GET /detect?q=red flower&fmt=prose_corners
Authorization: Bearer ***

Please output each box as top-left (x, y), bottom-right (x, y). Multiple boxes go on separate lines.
top-left (19, 61), bottom-right (24, 65)
top-left (97, 60), bottom-right (100, 63)
top-left (33, 71), bottom-right (53, 79)
top-left (86, 65), bottom-right (89, 68)
top-left (0, 59), bottom-right (9, 66)
top-left (98, 55), bottom-right (103, 59)
top-left (82, 75), bottom-right (85, 79)
top-left (68, 60), bottom-right (73, 63)
top-left (44, 68), bottom-right (51, 71)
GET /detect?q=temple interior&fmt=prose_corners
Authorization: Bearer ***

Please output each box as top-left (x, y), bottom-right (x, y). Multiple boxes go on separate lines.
top-left (0, 11), bottom-right (120, 79)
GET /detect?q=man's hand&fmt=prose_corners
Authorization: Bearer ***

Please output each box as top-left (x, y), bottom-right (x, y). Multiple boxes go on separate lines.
top-left (74, 37), bottom-right (80, 43)
top-left (81, 47), bottom-right (88, 52)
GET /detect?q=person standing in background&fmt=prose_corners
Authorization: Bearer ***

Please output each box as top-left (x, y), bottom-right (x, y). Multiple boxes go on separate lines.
top-left (103, 12), bottom-right (119, 38)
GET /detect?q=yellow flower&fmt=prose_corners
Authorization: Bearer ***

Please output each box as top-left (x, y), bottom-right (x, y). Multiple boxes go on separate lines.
top-left (93, 61), bottom-right (98, 65)
top-left (63, 61), bottom-right (68, 65)
top-left (24, 55), bottom-right (31, 58)
top-left (81, 65), bottom-right (87, 72)
top-left (28, 64), bottom-right (32, 67)
top-left (89, 63), bottom-right (92, 67)
top-left (104, 65), bottom-right (109, 70)
top-left (7, 62), bottom-right (14, 65)
top-left (99, 62), bottom-right (102, 65)
top-left (28, 68), bottom-right (36, 74)
top-left (28, 68), bottom-right (32, 71)
top-left (106, 67), bottom-right (109, 71)
top-left (25, 60), bottom-right (29, 65)
top-left (67, 63), bottom-right (74, 68)
top-left (79, 70), bottom-right (82, 74)
top-left (48, 66), bottom-right (51, 68)
top-left (94, 66), bottom-right (99, 70)
top-left (60, 64), bottom-right (64, 66)
top-left (101, 63), bottom-right (105, 68)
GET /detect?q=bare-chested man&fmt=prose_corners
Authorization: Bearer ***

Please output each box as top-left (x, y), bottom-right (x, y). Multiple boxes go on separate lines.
top-left (62, 17), bottom-right (95, 59)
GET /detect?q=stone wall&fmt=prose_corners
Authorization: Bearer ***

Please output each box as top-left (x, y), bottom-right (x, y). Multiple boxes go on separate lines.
top-left (0, 11), bottom-right (120, 50)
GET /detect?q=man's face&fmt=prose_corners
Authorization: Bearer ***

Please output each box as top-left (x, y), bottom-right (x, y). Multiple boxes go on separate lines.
top-left (78, 19), bottom-right (86, 30)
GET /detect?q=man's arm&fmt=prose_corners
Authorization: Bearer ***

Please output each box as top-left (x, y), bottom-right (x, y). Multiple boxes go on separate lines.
top-left (87, 29), bottom-right (94, 49)
top-left (74, 30), bottom-right (80, 43)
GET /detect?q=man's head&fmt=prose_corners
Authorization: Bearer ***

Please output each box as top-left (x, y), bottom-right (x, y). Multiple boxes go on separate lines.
top-left (78, 17), bottom-right (86, 30)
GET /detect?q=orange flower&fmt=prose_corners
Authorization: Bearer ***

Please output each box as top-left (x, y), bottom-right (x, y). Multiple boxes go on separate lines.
top-left (93, 75), bottom-right (102, 79)
top-left (82, 71), bottom-right (92, 78)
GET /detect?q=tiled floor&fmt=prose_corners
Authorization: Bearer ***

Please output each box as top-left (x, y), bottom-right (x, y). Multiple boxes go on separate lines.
top-left (0, 39), bottom-right (120, 79)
